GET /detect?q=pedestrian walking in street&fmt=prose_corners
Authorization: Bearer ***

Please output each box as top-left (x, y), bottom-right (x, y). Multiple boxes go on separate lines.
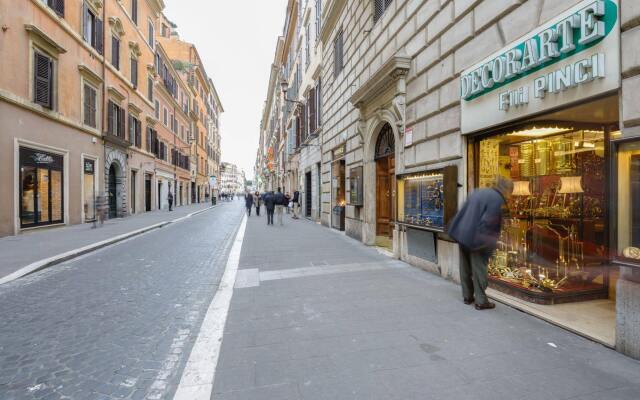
top-left (167, 189), bottom-right (174, 212)
top-left (245, 191), bottom-right (254, 216)
top-left (274, 187), bottom-right (286, 226)
top-left (447, 176), bottom-right (513, 310)
top-left (254, 191), bottom-right (261, 216)
top-left (284, 192), bottom-right (291, 214)
top-left (263, 191), bottom-right (275, 225)
top-left (292, 190), bottom-right (300, 219)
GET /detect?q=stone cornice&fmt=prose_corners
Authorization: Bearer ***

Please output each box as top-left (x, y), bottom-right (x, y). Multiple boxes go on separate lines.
top-left (320, 0), bottom-right (347, 44)
top-left (24, 24), bottom-right (67, 55)
top-left (350, 53), bottom-right (411, 108)
top-left (78, 65), bottom-right (103, 85)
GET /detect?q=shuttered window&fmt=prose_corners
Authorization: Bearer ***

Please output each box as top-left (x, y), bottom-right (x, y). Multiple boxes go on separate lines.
top-left (34, 51), bottom-right (53, 109)
top-left (131, 57), bottom-right (138, 87)
top-left (131, 0), bottom-right (138, 25)
top-left (83, 84), bottom-right (97, 128)
top-left (148, 76), bottom-right (153, 101)
top-left (128, 115), bottom-right (142, 147)
top-left (47, 0), bottom-right (65, 17)
top-left (309, 86), bottom-right (317, 134)
top-left (373, 0), bottom-right (393, 23)
top-left (334, 30), bottom-right (344, 77)
top-left (107, 101), bottom-right (125, 138)
top-left (148, 21), bottom-right (155, 49)
top-left (111, 36), bottom-right (120, 70)
top-left (315, 0), bottom-right (321, 39)
top-left (82, 3), bottom-right (103, 54)
top-left (316, 78), bottom-right (322, 128)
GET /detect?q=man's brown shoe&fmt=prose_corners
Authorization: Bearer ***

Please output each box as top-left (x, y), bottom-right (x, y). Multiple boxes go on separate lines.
top-left (463, 298), bottom-right (474, 305)
top-left (474, 302), bottom-right (496, 310)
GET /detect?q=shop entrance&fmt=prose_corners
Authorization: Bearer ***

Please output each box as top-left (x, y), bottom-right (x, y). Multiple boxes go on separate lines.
top-left (305, 171), bottom-right (312, 217)
top-left (472, 95), bottom-right (620, 345)
top-left (145, 175), bottom-right (152, 212)
top-left (108, 164), bottom-right (118, 219)
top-left (19, 147), bottom-right (64, 228)
top-left (375, 124), bottom-right (395, 238)
top-left (130, 170), bottom-right (136, 215)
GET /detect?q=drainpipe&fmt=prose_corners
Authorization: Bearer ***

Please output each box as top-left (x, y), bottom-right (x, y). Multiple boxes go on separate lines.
top-left (101, 3), bottom-right (107, 200)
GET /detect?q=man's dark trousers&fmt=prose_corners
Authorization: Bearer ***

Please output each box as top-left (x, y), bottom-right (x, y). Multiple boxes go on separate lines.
top-left (246, 207), bottom-right (252, 216)
top-left (459, 246), bottom-right (490, 305)
top-left (266, 209), bottom-right (274, 225)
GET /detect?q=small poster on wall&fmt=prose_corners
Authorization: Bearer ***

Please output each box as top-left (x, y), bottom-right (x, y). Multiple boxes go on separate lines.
top-left (404, 127), bottom-right (413, 147)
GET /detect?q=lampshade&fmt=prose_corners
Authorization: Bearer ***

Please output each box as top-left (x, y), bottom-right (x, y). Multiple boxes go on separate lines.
top-left (512, 181), bottom-right (532, 196)
top-left (558, 176), bottom-right (584, 194)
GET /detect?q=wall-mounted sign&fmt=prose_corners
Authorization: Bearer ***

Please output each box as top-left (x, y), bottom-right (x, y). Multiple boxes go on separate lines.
top-left (333, 144), bottom-right (346, 160)
top-left (404, 127), bottom-right (413, 147)
top-left (460, 0), bottom-right (620, 134)
top-left (349, 166), bottom-right (363, 206)
top-left (84, 160), bottom-right (95, 174)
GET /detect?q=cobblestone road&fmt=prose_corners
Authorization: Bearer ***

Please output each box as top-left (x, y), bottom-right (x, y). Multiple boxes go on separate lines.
top-left (0, 202), bottom-right (245, 400)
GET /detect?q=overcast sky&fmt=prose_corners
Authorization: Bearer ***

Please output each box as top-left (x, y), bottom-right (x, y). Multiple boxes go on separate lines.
top-left (164, 0), bottom-right (288, 180)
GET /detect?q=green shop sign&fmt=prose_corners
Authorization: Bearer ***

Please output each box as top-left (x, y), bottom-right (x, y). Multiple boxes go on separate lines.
top-left (460, 0), bottom-right (617, 102)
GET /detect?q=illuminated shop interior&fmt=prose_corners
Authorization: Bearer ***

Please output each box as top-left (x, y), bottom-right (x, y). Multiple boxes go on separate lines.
top-left (476, 96), bottom-right (619, 304)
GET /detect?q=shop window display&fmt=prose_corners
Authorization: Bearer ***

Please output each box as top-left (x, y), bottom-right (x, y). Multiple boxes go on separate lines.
top-left (477, 125), bottom-right (609, 303)
top-left (19, 147), bottom-right (64, 228)
top-left (616, 140), bottom-right (640, 263)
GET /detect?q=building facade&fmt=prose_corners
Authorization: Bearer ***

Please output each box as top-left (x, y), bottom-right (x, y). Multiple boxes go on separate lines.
top-left (0, 0), bottom-right (222, 237)
top-left (257, 0), bottom-right (640, 359)
top-left (220, 162), bottom-right (245, 195)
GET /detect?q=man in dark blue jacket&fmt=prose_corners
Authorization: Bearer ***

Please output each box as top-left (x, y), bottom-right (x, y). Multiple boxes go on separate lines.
top-left (263, 191), bottom-right (276, 225)
top-left (447, 176), bottom-right (513, 310)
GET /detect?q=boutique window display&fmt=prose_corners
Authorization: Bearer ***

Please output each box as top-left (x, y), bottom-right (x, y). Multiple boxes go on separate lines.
top-left (616, 140), bottom-right (640, 263)
top-left (477, 124), bottom-right (611, 304)
top-left (19, 147), bottom-right (64, 228)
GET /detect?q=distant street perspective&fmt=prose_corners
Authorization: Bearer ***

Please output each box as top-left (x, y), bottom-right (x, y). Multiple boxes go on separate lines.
top-left (2, 0), bottom-right (640, 399)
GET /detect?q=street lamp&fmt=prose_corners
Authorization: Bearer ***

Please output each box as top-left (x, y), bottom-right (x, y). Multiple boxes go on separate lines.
top-left (280, 76), bottom-right (304, 106)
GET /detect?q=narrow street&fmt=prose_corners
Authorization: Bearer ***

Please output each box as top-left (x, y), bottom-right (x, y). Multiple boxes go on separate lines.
top-left (0, 203), bottom-right (244, 400)
top-left (1, 202), bottom-right (640, 400)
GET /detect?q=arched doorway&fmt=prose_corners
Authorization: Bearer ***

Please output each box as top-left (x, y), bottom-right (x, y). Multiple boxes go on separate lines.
top-left (375, 123), bottom-right (395, 238)
top-left (108, 164), bottom-right (119, 219)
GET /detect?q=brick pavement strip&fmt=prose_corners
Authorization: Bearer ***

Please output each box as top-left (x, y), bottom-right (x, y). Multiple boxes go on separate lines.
top-left (213, 213), bottom-right (640, 400)
top-left (0, 202), bottom-right (245, 400)
top-left (0, 203), bottom-right (215, 285)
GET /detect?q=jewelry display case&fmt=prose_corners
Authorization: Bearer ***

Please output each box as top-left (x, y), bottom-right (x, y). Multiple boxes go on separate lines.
top-left (398, 166), bottom-right (458, 232)
top-left (478, 126), bottom-right (609, 304)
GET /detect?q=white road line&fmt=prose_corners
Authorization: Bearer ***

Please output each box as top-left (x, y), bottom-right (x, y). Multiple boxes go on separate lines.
top-left (173, 215), bottom-right (247, 400)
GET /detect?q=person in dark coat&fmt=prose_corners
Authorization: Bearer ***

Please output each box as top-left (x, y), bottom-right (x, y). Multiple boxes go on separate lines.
top-left (263, 191), bottom-right (276, 225)
top-left (244, 191), bottom-right (254, 216)
top-left (447, 176), bottom-right (513, 310)
top-left (167, 187), bottom-right (174, 212)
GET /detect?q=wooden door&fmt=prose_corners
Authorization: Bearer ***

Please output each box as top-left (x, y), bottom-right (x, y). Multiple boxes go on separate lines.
top-left (376, 156), bottom-right (391, 236)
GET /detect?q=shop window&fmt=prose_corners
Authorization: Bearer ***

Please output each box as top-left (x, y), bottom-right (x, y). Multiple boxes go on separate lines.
top-left (20, 147), bottom-right (64, 228)
top-left (617, 140), bottom-right (640, 263)
top-left (83, 159), bottom-right (96, 222)
top-left (477, 125), bottom-right (608, 303)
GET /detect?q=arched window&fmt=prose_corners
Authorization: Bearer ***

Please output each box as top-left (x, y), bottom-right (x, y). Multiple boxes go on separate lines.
top-left (375, 123), bottom-right (395, 159)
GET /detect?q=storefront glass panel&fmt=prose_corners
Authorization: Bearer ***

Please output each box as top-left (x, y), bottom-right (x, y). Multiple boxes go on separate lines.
top-left (477, 126), bottom-right (608, 302)
top-left (20, 166), bottom-right (37, 226)
top-left (617, 140), bottom-right (640, 262)
top-left (19, 147), bottom-right (64, 228)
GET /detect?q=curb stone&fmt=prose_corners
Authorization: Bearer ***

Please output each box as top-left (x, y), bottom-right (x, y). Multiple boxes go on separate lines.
top-left (0, 205), bottom-right (217, 285)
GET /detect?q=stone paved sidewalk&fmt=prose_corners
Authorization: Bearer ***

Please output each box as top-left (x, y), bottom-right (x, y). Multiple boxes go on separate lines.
top-left (213, 213), bottom-right (640, 400)
top-left (0, 202), bottom-right (218, 281)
